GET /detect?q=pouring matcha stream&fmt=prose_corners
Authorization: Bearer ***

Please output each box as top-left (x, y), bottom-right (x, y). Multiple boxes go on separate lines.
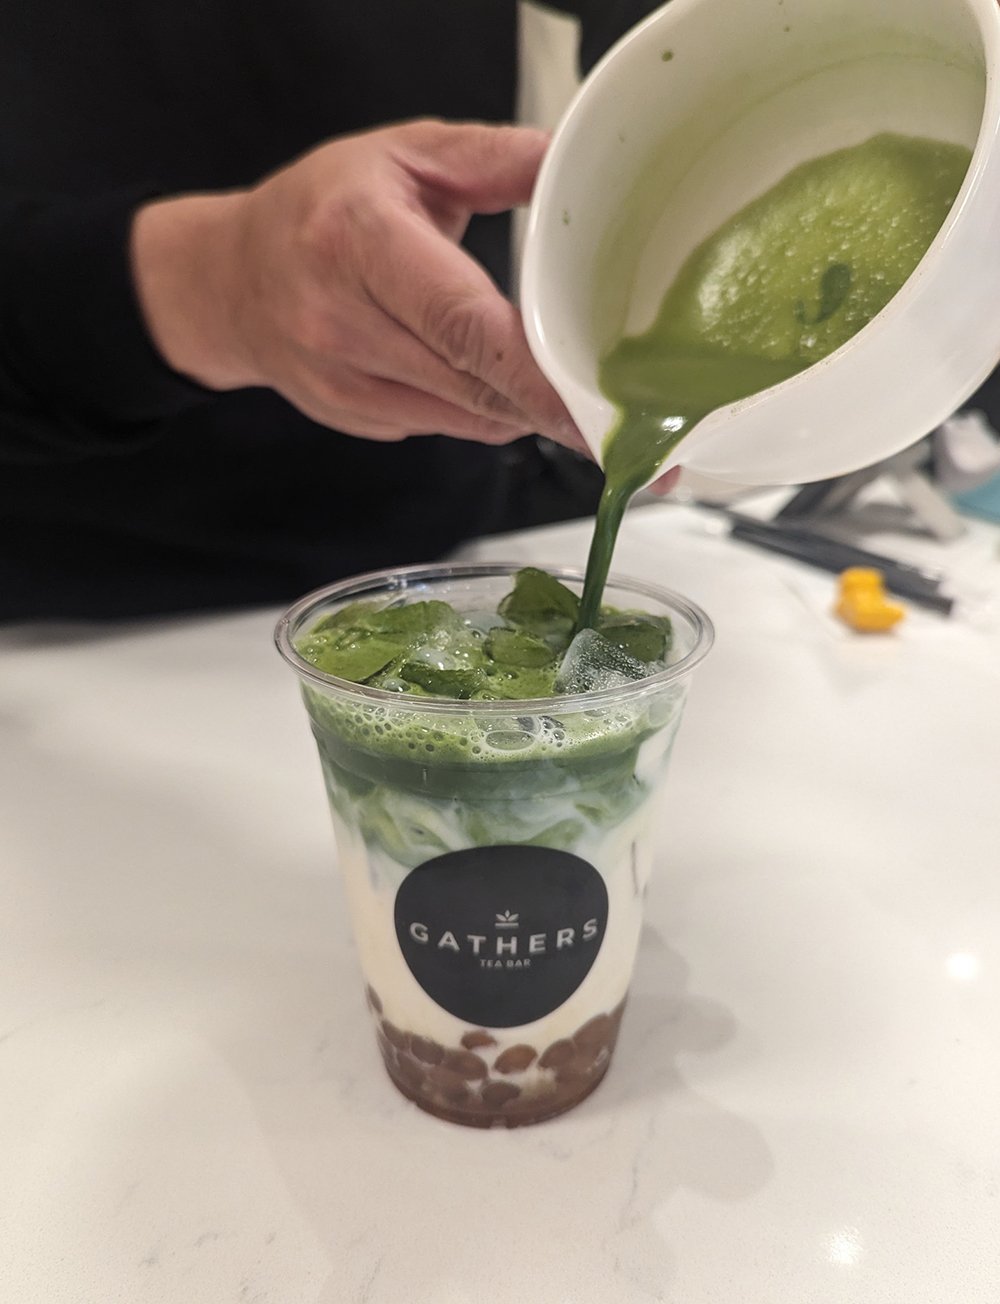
top-left (572, 132), bottom-right (972, 631)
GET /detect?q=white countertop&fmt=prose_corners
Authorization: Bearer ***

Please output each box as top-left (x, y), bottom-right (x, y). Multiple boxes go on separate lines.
top-left (3, 499), bottom-right (1000, 1303)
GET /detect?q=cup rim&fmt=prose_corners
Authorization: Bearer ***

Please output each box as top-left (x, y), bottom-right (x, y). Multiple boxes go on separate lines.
top-left (274, 561), bottom-right (714, 714)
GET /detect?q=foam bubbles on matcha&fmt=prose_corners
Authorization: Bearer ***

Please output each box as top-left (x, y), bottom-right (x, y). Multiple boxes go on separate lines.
top-left (297, 566), bottom-right (672, 705)
top-left (296, 569), bottom-right (675, 780)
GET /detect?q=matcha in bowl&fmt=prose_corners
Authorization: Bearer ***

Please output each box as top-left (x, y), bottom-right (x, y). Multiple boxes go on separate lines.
top-left (275, 563), bottom-right (712, 1127)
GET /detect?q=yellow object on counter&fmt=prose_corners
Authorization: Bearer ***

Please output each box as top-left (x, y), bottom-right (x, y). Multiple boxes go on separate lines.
top-left (834, 568), bottom-right (906, 633)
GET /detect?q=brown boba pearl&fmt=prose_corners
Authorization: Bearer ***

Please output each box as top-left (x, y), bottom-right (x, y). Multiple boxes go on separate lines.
top-left (555, 1051), bottom-right (596, 1084)
top-left (494, 1044), bottom-right (537, 1074)
top-left (381, 1020), bottom-right (409, 1052)
top-left (573, 1014), bottom-right (613, 1054)
top-left (552, 1075), bottom-right (590, 1107)
top-left (375, 1031), bottom-right (393, 1060)
top-left (442, 1049), bottom-right (488, 1080)
top-left (460, 1030), bottom-right (497, 1051)
top-left (366, 985), bottom-right (383, 1015)
top-left (410, 1036), bottom-right (445, 1066)
top-left (427, 1066), bottom-right (471, 1105)
top-left (539, 1038), bottom-right (575, 1069)
top-left (481, 1080), bottom-right (521, 1109)
top-left (393, 1055), bottom-right (425, 1090)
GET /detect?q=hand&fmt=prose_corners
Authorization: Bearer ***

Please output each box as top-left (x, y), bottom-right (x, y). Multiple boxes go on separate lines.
top-left (130, 119), bottom-right (587, 452)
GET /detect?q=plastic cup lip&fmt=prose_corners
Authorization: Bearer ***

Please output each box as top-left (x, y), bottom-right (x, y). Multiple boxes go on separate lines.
top-left (274, 561), bottom-right (714, 715)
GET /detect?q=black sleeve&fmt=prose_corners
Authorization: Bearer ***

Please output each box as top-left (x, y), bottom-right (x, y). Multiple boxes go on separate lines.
top-left (0, 191), bottom-right (213, 464)
top-left (534, 0), bottom-right (663, 74)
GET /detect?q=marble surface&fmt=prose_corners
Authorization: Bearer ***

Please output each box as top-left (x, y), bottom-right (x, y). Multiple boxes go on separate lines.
top-left (2, 499), bottom-right (1000, 1303)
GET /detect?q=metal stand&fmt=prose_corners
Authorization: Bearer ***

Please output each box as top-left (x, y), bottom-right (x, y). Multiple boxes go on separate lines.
top-left (774, 439), bottom-right (967, 542)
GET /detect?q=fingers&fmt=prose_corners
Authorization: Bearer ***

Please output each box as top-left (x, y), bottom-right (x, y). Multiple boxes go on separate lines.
top-left (295, 298), bottom-right (591, 451)
top-left (213, 119), bottom-right (593, 455)
top-left (313, 294), bottom-right (535, 430)
top-left (364, 205), bottom-right (582, 449)
top-left (281, 356), bottom-right (534, 444)
top-left (330, 297), bottom-right (591, 453)
top-left (394, 120), bottom-right (550, 214)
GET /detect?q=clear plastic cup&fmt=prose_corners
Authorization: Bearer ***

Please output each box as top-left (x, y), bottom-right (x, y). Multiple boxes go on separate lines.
top-left (275, 563), bottom-right (713, 1127)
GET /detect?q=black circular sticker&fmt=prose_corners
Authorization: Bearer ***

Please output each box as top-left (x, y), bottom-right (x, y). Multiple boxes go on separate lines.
top-left (393, 845), bottom-right (608, 1027)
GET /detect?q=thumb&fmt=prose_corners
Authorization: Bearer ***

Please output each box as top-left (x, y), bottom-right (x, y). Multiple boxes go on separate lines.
top-left (396, 120), bottom-right (550, 215)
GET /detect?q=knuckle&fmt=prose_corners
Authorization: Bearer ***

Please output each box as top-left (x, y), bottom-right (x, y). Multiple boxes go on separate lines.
top-left (309, 188), bottom-right (360, 248)
top-left (464, 377), bottom-right (519, 421)
top-left (424, 291), bottom-right (488, 371)
top-left (292, 304), bottom-right (337, 361)
top-left (288, 288), bottom-right (364, 367)
top-left (305, 190), bottom-right (390, 282)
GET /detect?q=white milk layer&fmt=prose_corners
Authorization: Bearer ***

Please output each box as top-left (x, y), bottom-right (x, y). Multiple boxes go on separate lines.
top-left (326, 728), bottom-right (674, 1080)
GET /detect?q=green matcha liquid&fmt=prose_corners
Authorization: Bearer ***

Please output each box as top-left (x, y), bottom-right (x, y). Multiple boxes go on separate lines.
top-left (575, 132), bottom-right (972, 629)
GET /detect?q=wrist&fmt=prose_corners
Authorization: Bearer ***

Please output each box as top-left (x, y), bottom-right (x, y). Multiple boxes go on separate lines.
top-left (130, 192), bottom-right (260, 390)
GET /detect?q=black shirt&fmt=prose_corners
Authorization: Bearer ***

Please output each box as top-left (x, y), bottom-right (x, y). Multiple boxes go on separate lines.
top-left (0, 1), bottom-right (652, 620)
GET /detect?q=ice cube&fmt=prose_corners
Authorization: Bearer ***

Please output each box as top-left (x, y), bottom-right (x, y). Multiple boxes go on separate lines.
top-left (408, 622), bottom-right (488, 672)
top-left (406, 644), bottom-right (465, 671)
top-left (554, 628), bottom-right (651, 695)
top-left (461, 608), bottom-right (509, 635)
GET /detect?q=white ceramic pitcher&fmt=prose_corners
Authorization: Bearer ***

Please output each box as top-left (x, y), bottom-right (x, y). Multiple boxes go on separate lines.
top-left (520, 0), bottom-right (1000, 487)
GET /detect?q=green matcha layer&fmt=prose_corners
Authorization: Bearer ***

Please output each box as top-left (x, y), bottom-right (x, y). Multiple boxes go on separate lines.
top-left (312, 724), bottom-right (656, 863)
top-left (297, 567), bottom-right (672, 701)
top-left (296, 569), bottom-right (682, 810)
